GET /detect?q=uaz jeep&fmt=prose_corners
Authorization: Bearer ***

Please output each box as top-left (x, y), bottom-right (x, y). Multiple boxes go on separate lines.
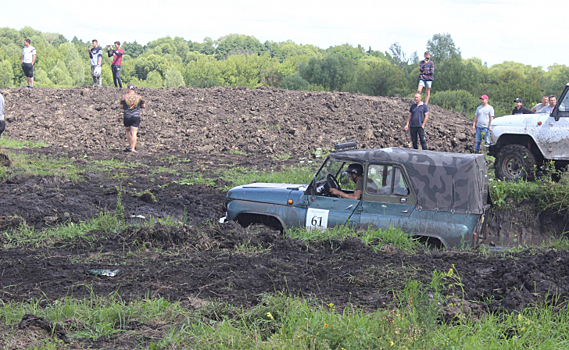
top-left (221, 143), bottom-right (491, 248)
top-left (489, 82), bottom-right (569, 181)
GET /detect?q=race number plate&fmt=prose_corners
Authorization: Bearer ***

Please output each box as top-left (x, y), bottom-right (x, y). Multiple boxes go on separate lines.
top-left (306, 208), bottom-right (329, 231)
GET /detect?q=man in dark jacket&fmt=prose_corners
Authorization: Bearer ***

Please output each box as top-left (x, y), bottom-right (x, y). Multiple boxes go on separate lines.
top-left (512, 98), bottom-right (534, 115)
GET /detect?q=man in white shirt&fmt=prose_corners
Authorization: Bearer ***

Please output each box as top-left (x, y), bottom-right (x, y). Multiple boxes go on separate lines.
top-left (472, 94), bottom-right (494, 153)
top-left (532, 95), bottom-right (549, 113)
top-left (21, 38), bottom-right (36, 89)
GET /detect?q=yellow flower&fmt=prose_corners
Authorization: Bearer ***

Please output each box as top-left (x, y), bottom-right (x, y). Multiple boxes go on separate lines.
top-left (390, 341), bottom-right (394, 347)
top-left (266, 312), bottom-right (274, 320)
top-left (324, 323), bottom-right (329, 328)
top-left (328, 303), bottom-right (334, 308)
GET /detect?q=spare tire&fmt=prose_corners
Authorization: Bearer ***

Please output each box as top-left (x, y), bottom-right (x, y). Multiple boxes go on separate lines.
top-left (494, 145), bottom-right (536, 181)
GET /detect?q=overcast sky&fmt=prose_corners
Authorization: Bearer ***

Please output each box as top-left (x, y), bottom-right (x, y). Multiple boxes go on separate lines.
top-left (1, 0), bottom-right (564, 69)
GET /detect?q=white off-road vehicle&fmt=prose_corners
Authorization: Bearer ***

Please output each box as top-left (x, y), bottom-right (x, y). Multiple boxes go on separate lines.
top-left (488, 83), bottom-right (569, 181)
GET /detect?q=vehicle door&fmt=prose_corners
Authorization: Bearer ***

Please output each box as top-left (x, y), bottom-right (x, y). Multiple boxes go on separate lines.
top-left (538, 89), bottom-right (569, 159)
top-left (359, 164), bottom-right (415, 229)
top-left (305, 159), bottom-right (361, 231)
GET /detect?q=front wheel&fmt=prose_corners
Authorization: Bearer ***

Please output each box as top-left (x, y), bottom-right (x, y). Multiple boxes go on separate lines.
top-left (494, 145), bottom-right (536, 181)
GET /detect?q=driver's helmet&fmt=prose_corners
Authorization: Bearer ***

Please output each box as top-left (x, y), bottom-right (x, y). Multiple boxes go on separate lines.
top-left (346, 163), bottom-right (363, 177)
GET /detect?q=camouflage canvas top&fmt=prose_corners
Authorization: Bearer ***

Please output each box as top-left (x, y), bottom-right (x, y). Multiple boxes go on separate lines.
top-left (330, 147), bottom-right (489, 215)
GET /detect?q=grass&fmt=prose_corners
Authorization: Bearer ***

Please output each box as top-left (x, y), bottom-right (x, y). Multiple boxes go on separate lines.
top-left (3, 274), bottom-right (569, 349)
top-left (2, 211), bottom-right (126, 248)
top-left (0, 151), bottom-right (82, 181)
top-left (0, 137), bottom-right (49, 148)
top-left (286, 225), bottom-right (423, 254)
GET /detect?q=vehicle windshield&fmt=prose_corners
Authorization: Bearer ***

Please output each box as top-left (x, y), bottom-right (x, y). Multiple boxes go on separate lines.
top-left (312, 158), bottom-right (355, 190)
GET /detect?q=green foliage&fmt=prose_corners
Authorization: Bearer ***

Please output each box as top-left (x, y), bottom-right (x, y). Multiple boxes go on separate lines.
top-left (426, 33), bottom-right (461, 62)
top-left (299, 54), bottom-right (356, 91)
top-left (163, 67), bottom-right (185, 88)
top-left (215, 34), bottom-right (264, 59)
top-left (430, 89), bottom-right (479, 115)
top-left (0, 26), bottom-right (566, 117)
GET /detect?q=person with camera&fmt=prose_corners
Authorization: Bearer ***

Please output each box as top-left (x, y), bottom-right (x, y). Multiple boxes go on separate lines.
top-left (88, 39), bottom-right (103, 86)
top-left (107, 41), bottom-right (124, 88)
top-left (417, 51), bottom-right (434, 105)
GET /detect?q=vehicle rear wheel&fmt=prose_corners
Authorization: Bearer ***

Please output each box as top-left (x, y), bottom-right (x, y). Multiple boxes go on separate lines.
top-left (494, 145), bottom-right (536, 181)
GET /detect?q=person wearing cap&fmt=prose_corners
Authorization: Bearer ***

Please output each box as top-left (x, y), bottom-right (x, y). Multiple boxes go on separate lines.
top-left (417, 51), bottom-right (434, 104)
top-left (120, 84), bottom-right (145, 152)
top-left (472, 95), bottom-right (494, 153)
top-left (330, 164), bottom-right (363, 200)
top-left (540, 95), bottom-right (557, 115)
top-left (512, 98), bottom-right (534, 115)
top-left (532, 95), bottom-right (549, 113)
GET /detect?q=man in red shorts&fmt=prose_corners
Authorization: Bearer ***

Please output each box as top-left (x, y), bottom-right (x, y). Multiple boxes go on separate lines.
top-left (120, 84), bottom-right (145, 152)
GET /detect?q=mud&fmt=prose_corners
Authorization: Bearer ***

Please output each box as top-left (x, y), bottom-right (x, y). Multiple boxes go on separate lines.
top-left (1, 87), bottom-right (569, 349)
top-left (1, 86), bottom-right (473, 156)
top-left (2, 221), bottom-right (569, 315)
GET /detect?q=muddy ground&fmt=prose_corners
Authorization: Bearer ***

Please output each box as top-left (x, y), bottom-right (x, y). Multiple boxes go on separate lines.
top-left (1, 86), bottom-right (473, 155)
top-left (1, 87), bottom-right (569, 348)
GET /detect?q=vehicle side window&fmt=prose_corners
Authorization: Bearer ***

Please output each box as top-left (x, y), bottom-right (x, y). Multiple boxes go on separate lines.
top-left (366, 165), bottom-right (409, 196)
top-left (559, 94), bottom-right (569, 116)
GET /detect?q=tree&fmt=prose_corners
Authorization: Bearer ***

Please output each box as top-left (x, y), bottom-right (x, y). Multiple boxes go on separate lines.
top-left (49, 60), bottom-right (73, 86)
top-left (426, 33), bottom-right (461, 63)
top-left (300, 54), bottom-right (356, 91)
top-left (64, 43), bottom-right (84, 86)
top-left (164, 67), bottom-right (185, 87)
top-left (0, 60), bottom-right (14, 88)
top-left (215, 34), bottom-right (264, 59)
top-left (282, 73), bottom-right (309, 90)
top-left (387, 42), bottom-right (408, 67)
top-left (122, 41), bottom-right (144, 58)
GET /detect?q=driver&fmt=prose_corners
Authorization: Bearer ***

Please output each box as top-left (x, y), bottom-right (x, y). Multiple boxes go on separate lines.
top-left (330, 164), bottom-right (363, 199)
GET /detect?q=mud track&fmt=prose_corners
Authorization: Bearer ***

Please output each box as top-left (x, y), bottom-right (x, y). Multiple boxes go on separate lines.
top-left (1, 86), bottom-right (569, 324)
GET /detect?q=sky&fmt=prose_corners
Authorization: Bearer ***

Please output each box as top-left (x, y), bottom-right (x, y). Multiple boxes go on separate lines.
top-left (1, 0), bottom-right (565, 69)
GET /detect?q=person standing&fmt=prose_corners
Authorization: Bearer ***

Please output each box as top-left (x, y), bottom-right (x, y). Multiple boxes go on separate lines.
top-left (512, 98), bottom-right (534, 115)
top-left (417, 51), bottom-right (434, 105)
top-left (88, 39), bottom-right (103, 86)
top-left (0, 92), bottom-right (5, 137)
top-left (472, 95), bottom-right (494, 153)
top-left (532, 95), bottom-right (549, 113)
top-left (404, 93), bottom-right (429, 150)
top-left (21, 39), bottom-right (36, 89)
top-left (120, 84), bottom-right (145, 152)
top-left (540, 95), bottom-right (557, 115)
top-left (107, 41), bottom-right (124, 88)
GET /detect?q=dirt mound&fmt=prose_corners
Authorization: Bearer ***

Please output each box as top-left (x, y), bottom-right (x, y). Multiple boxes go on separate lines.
top-left (1, 86), bottom-right (474, 155)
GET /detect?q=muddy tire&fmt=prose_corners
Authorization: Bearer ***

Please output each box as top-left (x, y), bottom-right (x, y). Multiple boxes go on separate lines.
top-left (494, 145), bottom-right (536, 181)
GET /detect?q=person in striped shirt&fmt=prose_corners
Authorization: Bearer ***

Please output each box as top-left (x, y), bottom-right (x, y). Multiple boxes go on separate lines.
top-left (417, 51), bottom-right (434, 105)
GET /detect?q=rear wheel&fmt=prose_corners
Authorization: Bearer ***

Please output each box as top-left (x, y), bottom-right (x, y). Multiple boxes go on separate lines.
top-left (494, 145), bottom-right (536, 181)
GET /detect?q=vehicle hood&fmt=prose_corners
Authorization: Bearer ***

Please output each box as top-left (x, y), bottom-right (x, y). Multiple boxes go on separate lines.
top-left (227, 183), bottom-right (308, 205)
top-left (492, 113), bottom-right (549, 127)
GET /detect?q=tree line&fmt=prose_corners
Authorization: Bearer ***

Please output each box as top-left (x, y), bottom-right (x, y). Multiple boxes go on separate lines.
top-left (1, 26), bottom-right (568, 117)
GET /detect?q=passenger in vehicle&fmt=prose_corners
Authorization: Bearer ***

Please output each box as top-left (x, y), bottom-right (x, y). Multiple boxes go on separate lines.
top-left (330, 164), bottom-right (363, 200)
